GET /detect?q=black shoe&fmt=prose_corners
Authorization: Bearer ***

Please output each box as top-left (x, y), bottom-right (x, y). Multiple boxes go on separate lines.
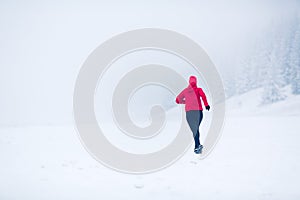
top-left (194, 145), bottom-right (203, 154)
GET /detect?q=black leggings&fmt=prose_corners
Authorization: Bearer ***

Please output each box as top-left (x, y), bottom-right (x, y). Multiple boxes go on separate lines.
top-left (186, 110), bottom-right (203, 148)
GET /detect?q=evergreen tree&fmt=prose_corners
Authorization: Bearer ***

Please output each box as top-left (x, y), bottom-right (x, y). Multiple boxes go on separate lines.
top-left (261, 22), bottom-right (286, 104)
top-left (261, 51), bottom-right (286, 104)
top-left (289, 16), bottom-right (300, 94)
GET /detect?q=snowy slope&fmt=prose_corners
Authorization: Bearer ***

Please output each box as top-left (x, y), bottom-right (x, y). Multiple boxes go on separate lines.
top-left (0, 116), bottom-right (299, 200)
top-left (1, 87), bottom-right (300, 199)
top-left (226, 86), bottom-right (300, 116)
top-left (0, 86), bottom-right (299, 199)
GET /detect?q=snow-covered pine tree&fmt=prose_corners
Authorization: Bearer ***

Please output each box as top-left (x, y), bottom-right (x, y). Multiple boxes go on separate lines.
top-left (289, 15), bottom-right (300, 94)
top-left (261, 21), bottom-right (286, 104)
top-left (262, 51), bottom-right (286, 104)
top-left (235, 48), bottom-right (260, 95)
top-left (235, 58), bottom-right (251, 95)
top-left (281, 15), bottom-right (297, 86)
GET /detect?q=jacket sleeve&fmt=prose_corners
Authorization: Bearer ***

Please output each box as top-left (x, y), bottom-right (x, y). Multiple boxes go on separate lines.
top-left (176, 89), bottom-right (185, 104)
top-left (199, 88), bottom-right (209, 107)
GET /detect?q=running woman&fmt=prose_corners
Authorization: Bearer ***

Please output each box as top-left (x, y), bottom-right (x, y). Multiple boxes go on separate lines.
top-left (176, 76), bottom-right (210, 154)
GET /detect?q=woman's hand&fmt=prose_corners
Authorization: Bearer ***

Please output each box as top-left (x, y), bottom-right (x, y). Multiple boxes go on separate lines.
top-left (176, 98), bottom-right (185, 104)
top-left (205, 105), bottom-right (210, 111)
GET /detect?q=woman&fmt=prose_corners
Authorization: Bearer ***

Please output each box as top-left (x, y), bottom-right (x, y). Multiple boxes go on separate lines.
top-left (176, 76), bottom-right (210, 154)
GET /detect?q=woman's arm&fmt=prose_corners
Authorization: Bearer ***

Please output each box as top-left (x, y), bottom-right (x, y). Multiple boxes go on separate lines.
top-left (199, 88), bottom-right (209, 107)
top-left (176, 90), bottom-right (185, 104)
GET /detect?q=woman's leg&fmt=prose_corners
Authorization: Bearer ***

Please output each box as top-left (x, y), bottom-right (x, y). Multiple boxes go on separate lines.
top-left (186, 110), bottom-right (203, 148)
top-left (194, 110), bottom-right (203, 147)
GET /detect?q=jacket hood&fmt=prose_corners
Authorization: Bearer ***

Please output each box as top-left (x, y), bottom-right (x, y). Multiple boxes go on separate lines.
top-left (189, 76), bottom-right (197, 87)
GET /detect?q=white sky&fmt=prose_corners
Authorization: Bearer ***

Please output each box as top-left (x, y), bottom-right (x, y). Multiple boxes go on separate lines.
top-left (0, 0), bottom-right (299, 125)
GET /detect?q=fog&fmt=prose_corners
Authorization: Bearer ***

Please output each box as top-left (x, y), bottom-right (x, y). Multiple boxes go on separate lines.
top-left (0, 0), bottom-right (299, 126)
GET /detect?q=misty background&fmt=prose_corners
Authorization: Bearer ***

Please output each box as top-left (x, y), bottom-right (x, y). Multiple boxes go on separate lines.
top-left (0, 0), bottom-right (299, 125)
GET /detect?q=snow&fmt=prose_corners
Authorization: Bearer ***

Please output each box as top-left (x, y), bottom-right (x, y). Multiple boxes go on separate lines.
top-left (0, 86), bottom-right (300, 199)
top-left (0, 109), bottom-right (299, 199)
top-left (226, 86), bottom-right (300, 116)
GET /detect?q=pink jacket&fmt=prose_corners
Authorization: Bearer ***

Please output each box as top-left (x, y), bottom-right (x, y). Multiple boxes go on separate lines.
top-left (176, 76), bottom-right (209, 111)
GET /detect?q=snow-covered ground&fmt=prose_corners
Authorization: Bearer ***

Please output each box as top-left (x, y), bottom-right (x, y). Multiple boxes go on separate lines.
top-left (226, 86), bottom-right (300, 116)
top-left (0, 88), bottom-right (299, 199)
